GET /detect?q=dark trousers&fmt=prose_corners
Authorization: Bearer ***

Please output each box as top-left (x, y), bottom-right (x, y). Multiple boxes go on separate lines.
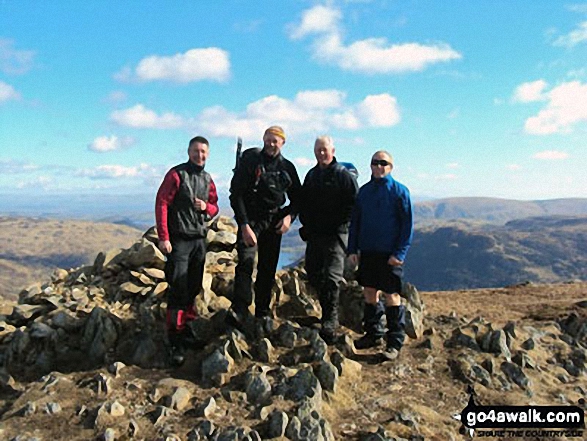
top-left (233, 220), bottom-right (282, 317)
top-left (165, 235), bottom-right (206, 320)
top-left (305, 233), bottom-right (346, 333)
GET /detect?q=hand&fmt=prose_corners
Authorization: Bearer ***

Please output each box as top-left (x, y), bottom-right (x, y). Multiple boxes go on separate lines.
top-left (275, 214), bottom-right (291, 235)
top-left (158, 240), bottom-right (172, 254)
top-left (193, 198), bottom-right (207, 211)
top-left (388, 255), bottom-right (403, 266)
top-left (241, 224), bottom-right (257, 247)
top-left (348, 254), bottom-right (359, 267)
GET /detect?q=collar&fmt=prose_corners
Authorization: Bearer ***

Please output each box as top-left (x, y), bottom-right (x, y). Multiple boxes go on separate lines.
top-left (186, 161), bottom-right (205, 173)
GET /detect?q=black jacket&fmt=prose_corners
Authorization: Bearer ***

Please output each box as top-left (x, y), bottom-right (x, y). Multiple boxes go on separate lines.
top-left (229, 148), bottom-right (301, 226)
top-left (299, 158), bottom-right (358, 236)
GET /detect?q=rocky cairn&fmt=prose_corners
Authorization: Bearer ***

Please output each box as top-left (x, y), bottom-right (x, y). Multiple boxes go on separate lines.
top-left (0, 216), bottom-right (585, 440)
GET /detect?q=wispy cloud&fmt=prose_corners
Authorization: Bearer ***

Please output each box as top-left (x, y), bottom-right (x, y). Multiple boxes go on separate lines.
top-left (287, 4), bottom-right (461, 74)
top-left (517, 81), bottom-right (587, 135)
top-left (88, 135), bottom-right (136, 152)
top-left (111, 104), bottom-right (184, 129)
top-left (553, 21), bottom-right (587, 47)
top-left (293, 157), bottom-right (315, 167)
top-left (0, 158), bottom-right (38, 173)
top-left (102, 90), bottom-right (128, 104)
top-left (532, 150), bottom-right (569, 160)
top-left (0, 80), bottom-right (21, 103)
top-left (0, 38), bottom-right (35, 75)
top-left (114, 48), bottom-right (230, 83)
top-left (506, 164), bottom-right (522, 171)
top-left (446, 162), bottom-right (459, 169)
top-left (76, 163), bottom-right (161, 180)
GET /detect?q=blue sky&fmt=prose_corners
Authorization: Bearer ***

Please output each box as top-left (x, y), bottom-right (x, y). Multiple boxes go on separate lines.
top-left (1, 0), bottom-right (586, 203)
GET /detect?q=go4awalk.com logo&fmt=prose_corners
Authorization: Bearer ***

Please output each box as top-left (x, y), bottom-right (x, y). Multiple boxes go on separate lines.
top-left (453, 386), bottom-right (585, 438)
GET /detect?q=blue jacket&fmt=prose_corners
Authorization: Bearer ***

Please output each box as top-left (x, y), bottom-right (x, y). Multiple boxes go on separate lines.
top-left (348, 174), bottom-right (413, 261)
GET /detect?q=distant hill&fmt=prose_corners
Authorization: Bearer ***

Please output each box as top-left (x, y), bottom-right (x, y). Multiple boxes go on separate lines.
top-left (404, 215), bottom-right (587, 290)
top-left (414, 197), bottom-right (587, 222)
top-left (0, 217), bottom-right (141, 300)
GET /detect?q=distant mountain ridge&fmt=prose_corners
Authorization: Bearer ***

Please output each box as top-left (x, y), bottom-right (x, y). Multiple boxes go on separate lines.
top-left (414, 197), bottom-right (587, 222)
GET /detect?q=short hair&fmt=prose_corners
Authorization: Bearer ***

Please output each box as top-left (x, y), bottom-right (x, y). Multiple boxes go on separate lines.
top-left (314, 135), bottom-right (334, 149)
top-left (372, 150), bottom-right (393, 164)
top-left (189, 136), bottom-right (209, 148)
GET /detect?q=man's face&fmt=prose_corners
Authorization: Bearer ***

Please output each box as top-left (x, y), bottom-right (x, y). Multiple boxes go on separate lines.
top-left (314, 140), bottom-right (334, 168)
top-left (370, 152), bottom-right (393, 179)
top-left (263, 133), bottom-right (285, 157)
top-left (188, 142), bottom-right (209, 166)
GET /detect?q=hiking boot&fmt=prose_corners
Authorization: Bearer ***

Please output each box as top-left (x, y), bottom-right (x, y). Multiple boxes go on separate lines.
top-left (354, 333), bottom-right (384, 350)
top-left (168, 344), bottom-right (186, 367)
top-left (380, 346), bottom-right (400, 362)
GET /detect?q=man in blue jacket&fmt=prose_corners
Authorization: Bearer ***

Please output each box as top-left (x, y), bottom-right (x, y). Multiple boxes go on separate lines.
top-left (348, 150), bottom-right (413, 360)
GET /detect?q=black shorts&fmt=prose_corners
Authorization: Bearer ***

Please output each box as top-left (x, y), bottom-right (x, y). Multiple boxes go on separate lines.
top-left (357, 252), bottom-right (403, 294)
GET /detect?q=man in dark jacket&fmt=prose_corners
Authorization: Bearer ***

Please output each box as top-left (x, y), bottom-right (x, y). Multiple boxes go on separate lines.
top-left (299, 136), bottom-right (358, 344)
top-left (229, 126), bottom-right (301, 327)
top-left (155, 136), bottom-right (219, 365)
top-left (348, 150), bottom-right (413, 360)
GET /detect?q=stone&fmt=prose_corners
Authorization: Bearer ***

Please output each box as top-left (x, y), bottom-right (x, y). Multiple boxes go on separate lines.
top-left (109, 401), bottom-right (125, 417)
top-left (169, 387), bottom-right (191, 411)
top-left (107, 361), bottom-right (125, 377)
top-left (119, 281), bottom-right (143, 295)
top-left (130, 271), bottom-right (155, 286)
top-left (245, 369), bottom-right (272, 405)
top-left (22, 401), bottom-right (36, 417)
top-left (153, 282), bottom-right (169, 297)
top-left (45, 402), bottom-right (61, 414)
top-left (521, 338), bottom-right (535, 351)
top-left (103, 428), bottom-right (116, 441)
top-left (501, 361), bottom-right (531, 389)
top-left (256, 338), bottom-right (274, 363)
top-left (196, 397), bottom-right (217, 418)
top-left (201, 342), bottom-right (234, 387)
top-left (207, 230), bottom-right (237, 251)
top-left (266, 410), bottom-right (289, 439)
top-left (51, 268), bottom-right (69, 283)
top-left (128, 420), bottom-right (139, 438)
top-left (126, 240), bottom-right (166, 270)
top-left (286, 367), bottom-right (322, 403)
top-left (314, 360), bottom-right (339, 392)
top-left (81, 307), bottom-right (121, 363)
top-left (29, 322), bottom-right (55, 339)
top-left (142, 267), bottom-right (166, 280)
top-left (273, 322), bottom-right (298, 348)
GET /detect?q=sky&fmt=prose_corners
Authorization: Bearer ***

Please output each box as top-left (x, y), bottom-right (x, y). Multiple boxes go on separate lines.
top-left (1, 0), bottom-right (587, 204)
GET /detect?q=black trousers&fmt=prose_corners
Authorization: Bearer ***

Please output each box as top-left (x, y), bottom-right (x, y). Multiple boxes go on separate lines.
top-left (233, 219), bottom-right (282, 317)
top-left (305, 233), bottom-right (346, 333)
top-left (165, 235), bottom-right (206, 312)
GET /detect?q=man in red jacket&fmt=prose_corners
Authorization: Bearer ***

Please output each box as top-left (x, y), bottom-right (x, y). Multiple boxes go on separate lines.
top-left (155, 136), bottom-right (219, 366)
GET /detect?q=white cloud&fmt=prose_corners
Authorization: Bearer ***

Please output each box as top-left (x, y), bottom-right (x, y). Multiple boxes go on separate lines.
top-left (0, 80), bottom-right (21, 103)
top-left (115, 48), bottom-right (230, 83)
top-left (77, 163), bottom-right (159, 179)
top-left (355, 94), bottom-right (400, 126)
top-left (294, 157), bottom-right (315, 167)
top-left (506, 164), bottom-right (522, 171)
top-left (532, 150), bottom-right (569, 160)
top-left (553, 21), bottom-right (587, 47)
top-left (88, 135), bottom-right (136, 152)
top-left (111, 104), bottom-right (184, 129)
top-left (446, 163), bottom-right (459, 169)
top-left (288, 5), bottom-right (461, 74)
top-left (288, 5), bottom-right (342, 40)
top-left (294, 90), bottom-right (345, 109)
top-left (435, 173), bottom-right (458, 180)
top-left (522, 81), bottom-right (587, 134)
top-left (512, 80), bottom-right (548, 103)
top-left (17, 175), bottom-right (54, 190)
top-left (191, 90), bottom-right (400, 138)
top-left (0, 38), bottom-right (35, 75)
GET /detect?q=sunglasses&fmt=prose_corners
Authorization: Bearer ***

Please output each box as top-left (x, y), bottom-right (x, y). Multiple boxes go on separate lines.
top-left (371, 159), bottom-right (391, 167)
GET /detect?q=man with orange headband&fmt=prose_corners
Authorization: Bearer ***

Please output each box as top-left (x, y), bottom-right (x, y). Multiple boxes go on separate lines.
top-left (229, 126), bottom-right (301, 330)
